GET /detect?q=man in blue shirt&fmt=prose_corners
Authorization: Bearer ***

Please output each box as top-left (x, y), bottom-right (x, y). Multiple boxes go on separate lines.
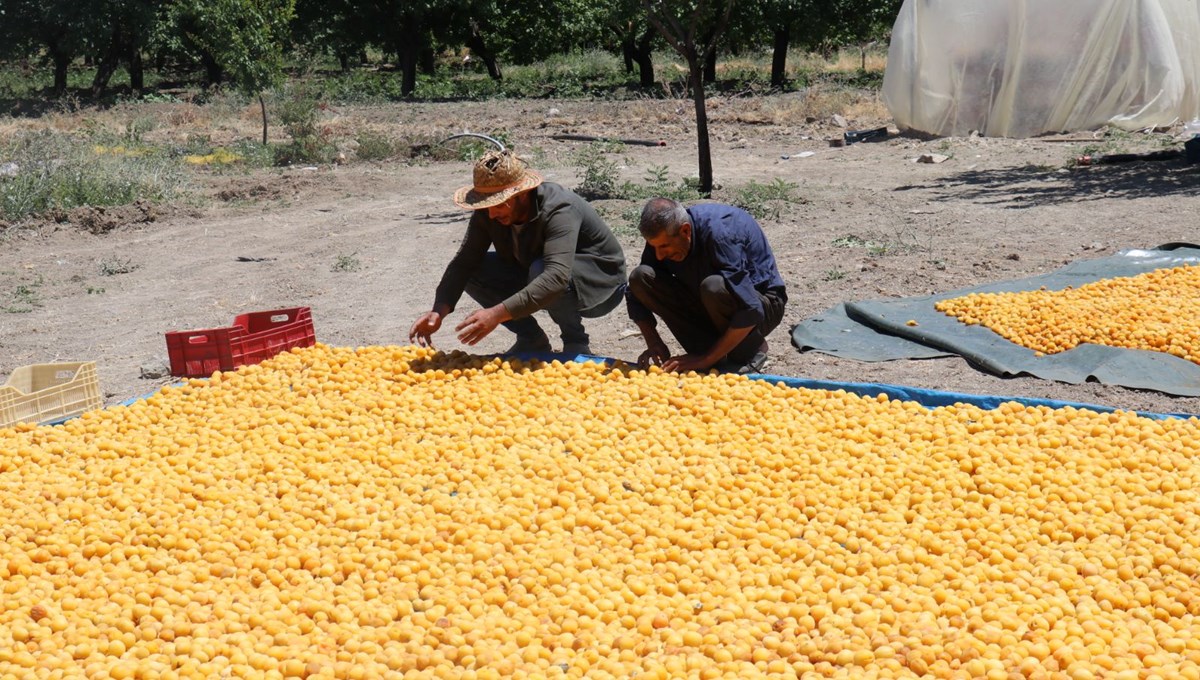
top-left (626, 197), bottom-right (787, 374)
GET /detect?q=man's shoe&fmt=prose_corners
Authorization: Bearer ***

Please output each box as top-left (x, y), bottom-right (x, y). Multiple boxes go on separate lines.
top-left (562, 342), bottom-right (592, 356)
top-left (505, 330), bottom-right (552, 355)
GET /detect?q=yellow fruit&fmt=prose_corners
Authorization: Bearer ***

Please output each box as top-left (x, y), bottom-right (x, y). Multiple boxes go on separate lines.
top-left (0, 344), bottom-right (1198, 677)
top-left (935, 264), bottom-right (1200, 363)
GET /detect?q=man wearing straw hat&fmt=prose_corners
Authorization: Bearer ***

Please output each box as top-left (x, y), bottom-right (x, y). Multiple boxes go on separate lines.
top-left (409, 149), bottom-right (626, 355)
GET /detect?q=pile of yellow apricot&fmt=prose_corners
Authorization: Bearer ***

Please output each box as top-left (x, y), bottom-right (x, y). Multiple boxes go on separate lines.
top-left (935, 263), bottom-right (1200, 363)
top-left (2, 344), bottom-right (1200, 679)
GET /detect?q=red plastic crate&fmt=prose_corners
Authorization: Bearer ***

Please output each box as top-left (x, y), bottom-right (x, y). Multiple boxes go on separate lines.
top-left (166, 307), bottom-right (316, 378)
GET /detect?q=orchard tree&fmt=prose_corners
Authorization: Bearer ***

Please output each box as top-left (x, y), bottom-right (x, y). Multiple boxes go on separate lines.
top-left (601, 0), bottom-right (658, 88)
top-left (0, 0), bottom-right (92, 94)
top-left (169, 0), bottom-right (296, 143)
top-left (642, 0), bottom-right (736, 196)
top-left (758, 0), bottom-right (902, 88)
top-left (291, 0), bottom-right (374, 72)
top-left (88, 0), bottom-right (159, 96)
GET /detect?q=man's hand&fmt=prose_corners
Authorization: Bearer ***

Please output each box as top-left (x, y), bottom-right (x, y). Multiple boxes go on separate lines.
top-left (662, 354), bottom-right (715, 374)
top-left (637, 342), bottom-right (671, 369)
top-left (456, 306), bottom-right (506, 346)
top-left (409, 311), bottom-right (443, 347)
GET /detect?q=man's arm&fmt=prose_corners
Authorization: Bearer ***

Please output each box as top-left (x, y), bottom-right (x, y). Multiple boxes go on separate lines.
top-left (634, 318), bottom-right (670, 368)
top-left (408, 302), bottom-right (453, 346)
top-left (433, 214), bottom-right (492, 314)
top-left (663, 324), bottom-right (754, 373)
top-left (455, 303), bottom-right (513, 346)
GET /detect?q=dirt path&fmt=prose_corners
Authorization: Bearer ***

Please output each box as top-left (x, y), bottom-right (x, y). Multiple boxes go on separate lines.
top-left (3, 98), bottom-right (1199, 416)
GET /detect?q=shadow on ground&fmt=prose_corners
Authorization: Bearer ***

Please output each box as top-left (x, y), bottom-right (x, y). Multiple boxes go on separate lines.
top-left (895, 157), bottom-right (1200, 208)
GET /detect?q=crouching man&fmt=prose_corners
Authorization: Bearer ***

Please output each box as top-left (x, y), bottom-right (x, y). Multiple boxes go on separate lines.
top-left (626, 197), bottom-right (787, 374)
top-left (409, 149), bottom-right (627, 355)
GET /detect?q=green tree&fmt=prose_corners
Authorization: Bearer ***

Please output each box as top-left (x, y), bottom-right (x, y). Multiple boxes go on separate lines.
top-left (642, 0), bottom-right (736, 196)
top-left (169, 0), bottom-right (296, 143)
top-left (291, 0), bottom-right (374, 72)
top-left (0, 0), bottom-right (92, 95)
top-left (600, 0), bottom-right (659, 88)
top-left (87, 0), bottom-right (159, 96)
top-left (757, 0), bottom-right (901, 87)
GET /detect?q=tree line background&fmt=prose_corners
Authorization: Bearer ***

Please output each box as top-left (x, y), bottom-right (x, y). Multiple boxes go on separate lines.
top-left (0, 0), bottom-right (901, 100)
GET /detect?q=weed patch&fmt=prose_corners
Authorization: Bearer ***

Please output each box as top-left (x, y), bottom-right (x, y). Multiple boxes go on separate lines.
top-left (728, 178), bottom-right (803, 221)
top-left (332, 253), bottom-right (362, 272)
top-left (0, 131), bottom-right (184, 223)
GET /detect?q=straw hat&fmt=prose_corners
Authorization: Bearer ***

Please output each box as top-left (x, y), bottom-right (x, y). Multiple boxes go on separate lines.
top-left (453, 150), bottom-right (543, 210)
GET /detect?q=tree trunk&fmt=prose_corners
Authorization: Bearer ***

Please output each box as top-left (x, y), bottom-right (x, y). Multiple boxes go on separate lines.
top-left (770, 26), bottom-right (789, 89)
top-left (690, 56), bottom-right (713, 196)
top-left (466, 30), bottom-right (502, 81)
top-left (703, 47), bottom-right (716, 84)
top-left (50, 48), bottom-right (71, 95)
top-left (399, 38), bottom-right (418, 96)
top-left (338, 53), bottom-right (351, 73)
top-left (620, 35), bottom-right (635, 73)
top-left (419, 46), bottom-right (436, 75)
top-left (633, 29), bottom-right (655, 88)
top-left (201, 50), bottom-right (223, 87)
top-left (128, 50), bottom-right (144, 92)
top-left (92, 59), bottom-right (119, 98)
top-left (259, 94), bottom-right (268, 146)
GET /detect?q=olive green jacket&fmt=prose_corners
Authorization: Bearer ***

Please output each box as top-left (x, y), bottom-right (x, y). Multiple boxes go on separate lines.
top-left (433, 182), bottom-right (626, 319)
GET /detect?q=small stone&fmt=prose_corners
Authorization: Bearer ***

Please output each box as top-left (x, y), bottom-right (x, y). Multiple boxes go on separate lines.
top-left (140, 363), bottom-right (170, 380)
top-left (830, 114), bottom-right (848, 128)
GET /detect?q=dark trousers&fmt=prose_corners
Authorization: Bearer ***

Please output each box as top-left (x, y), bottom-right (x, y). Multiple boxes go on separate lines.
top-left (465, 251), bottom-right (623, 345)
top-left (627, 264), bottom-right (786, 363)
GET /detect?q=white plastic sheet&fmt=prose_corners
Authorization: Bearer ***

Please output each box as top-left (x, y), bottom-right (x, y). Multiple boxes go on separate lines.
top-left (882, 0), bottom-right (1200, 138)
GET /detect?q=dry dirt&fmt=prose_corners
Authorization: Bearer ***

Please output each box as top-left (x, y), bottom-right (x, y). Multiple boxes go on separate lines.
top-left (3, 96), bottom-right (1200, 417)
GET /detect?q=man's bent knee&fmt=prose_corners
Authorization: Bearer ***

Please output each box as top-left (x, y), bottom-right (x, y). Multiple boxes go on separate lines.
top-left (628, 265), bottom-right (656, 295)
top-left (699, 275), bottom-right (730, 299)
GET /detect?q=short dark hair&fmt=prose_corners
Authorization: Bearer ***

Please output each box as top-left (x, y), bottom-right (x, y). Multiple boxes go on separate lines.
top-left (638, 197), bottom-right (689, 239)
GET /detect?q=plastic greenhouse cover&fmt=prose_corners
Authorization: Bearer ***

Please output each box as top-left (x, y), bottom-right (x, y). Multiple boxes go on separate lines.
top-left (882, 0), bottom-right (1200, 137)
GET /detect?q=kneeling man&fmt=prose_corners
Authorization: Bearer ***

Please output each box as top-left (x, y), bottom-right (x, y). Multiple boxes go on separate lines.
top-left (626, 197), bottom-right (787, 373)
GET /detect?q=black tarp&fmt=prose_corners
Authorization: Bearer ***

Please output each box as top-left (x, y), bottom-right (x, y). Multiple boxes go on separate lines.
top-left (791, 244), bottom-right (1200, 397)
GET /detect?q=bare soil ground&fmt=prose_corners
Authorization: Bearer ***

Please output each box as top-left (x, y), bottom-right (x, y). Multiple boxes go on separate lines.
top-left (3, 96), bottom-right (1200, 417)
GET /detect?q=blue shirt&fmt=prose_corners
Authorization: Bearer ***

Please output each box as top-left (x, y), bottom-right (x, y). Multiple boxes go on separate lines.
top-left (628, 203), bottom-right (786, 328)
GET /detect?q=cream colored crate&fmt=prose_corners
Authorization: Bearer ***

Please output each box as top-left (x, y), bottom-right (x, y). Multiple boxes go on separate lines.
top-left (0, 362), bottom-right (102, 428)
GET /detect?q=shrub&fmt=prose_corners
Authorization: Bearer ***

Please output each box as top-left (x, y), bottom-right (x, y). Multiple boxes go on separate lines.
top-left (0, 131), bottom-right (183, 222)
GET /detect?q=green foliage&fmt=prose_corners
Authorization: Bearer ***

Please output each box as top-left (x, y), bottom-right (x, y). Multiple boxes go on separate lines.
top-left (332, 253), bottom-right (361, 272)
top-left (626, 165), bottom-right (702, 202)
top-left (271, 85), bottom-right (335, 165)
top-left (0, 131), bottom-right (184, 222)
top-left (445, 130), bottom-right (512, 162)
top-left (177, 0), bottom-right (296, 96)
top-left (99, 256), bottom-right (138, 276)
top-left (4, 275), bottom-right (44, 313)
top-left (572, 142), bottom-right (704, 203)
top-left (729, 178), bottom-right (801, 221)
top-left (573, 143), bottom-right (626, 199)
top-left (355, 130), bottom-right (400, 161)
